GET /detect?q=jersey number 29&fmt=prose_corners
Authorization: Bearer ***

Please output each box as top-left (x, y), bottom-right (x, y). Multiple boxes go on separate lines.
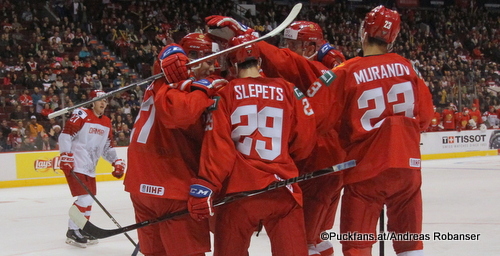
top-left (231, 105), bottom-right (283, 161)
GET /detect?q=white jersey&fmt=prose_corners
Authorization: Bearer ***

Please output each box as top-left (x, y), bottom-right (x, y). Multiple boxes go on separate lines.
top-left (59, 108), bottom-right (117, 177)
top-left (483, 111), bottom-right (499, 127)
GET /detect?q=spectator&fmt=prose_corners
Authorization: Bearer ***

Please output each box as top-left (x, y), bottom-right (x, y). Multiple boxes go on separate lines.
top-left (36, 95), bottom-right (47, 114)
top-left (0, 130), bottom-right (8, 152)
top-left (78, 45), bottom-right (91, 58)
top-left (27, 115), bottom-right (44, 139)
top-left (37, 133), bottom-right (53, 150)
top-left (7, 127), bottom-right (22, 151)
top-left (20, 136), bottom-right (37, 151)
top-left (6, 88), bottom-right (19, 106)
top-left (17, 120), bottom-right (26, 137)
top-left (40, 103), bottom-right (54, 120)
top-left (1, 119), bottom-right (12, 136)
top-left (48, 124), bottom-right (62, 149)
top-left (115, 131), bottom-right (129, 146)
top-left (10, 105), bottom-right (25, 122)
top-left (19, 89), bottom-right (33, 107)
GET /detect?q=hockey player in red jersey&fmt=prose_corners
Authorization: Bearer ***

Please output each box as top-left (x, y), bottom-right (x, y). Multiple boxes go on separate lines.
top-left (305, 6), bottom-right (433, 256)
top-left (456, 107), bottom-right (472, 130)
top-left (205, 17), bottom-right (345, 256)
top-left (187, 34), bottom-right (316, 256)
top-left (283, 21), bottom-right (346, 69)
top-left (469, 103), bottom-right (485, 130)
top-left (426, 105), bottom-right (443, 132)
top-left (58, 89), bottom-right (126, 248)
top-left (124, 34), bottom-right (226, 256)
top-left (442, 103), bottom-right (457, 130)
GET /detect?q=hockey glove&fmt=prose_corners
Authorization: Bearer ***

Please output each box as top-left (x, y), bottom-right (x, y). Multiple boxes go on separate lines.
top-left (188, 178), bottom-right (216, 221)
top-left (205, 15), bottom-right (254, 42)
top-left (159, 44), bottom-right (190, 83)
top-left (111, 159), bottom-right (126, 179)
top-left (190, 76), bottom-right (228, 97)
top-left (317, 43), bottom-right (346, 69)
top-left (59, 152), bottom-right (75, 175)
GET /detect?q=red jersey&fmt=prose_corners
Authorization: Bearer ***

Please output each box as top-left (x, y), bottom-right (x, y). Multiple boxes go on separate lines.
top-left (455, 112), bottom-right (471, 130)
top-left (307, 53), bottom-right (434, 184)
top-left (198, 77), bottom-right (316, 205)
top-left (469, 109), bottom-right (483, 125)
top-left (124, 77), bottom-right (215, 200)
top-left (257, 41), bottom-right (325, 93)
top-left (256, 41), bottom-right (345, 171)
top-left (18, 94), bottom-right (33, 106)
top-left (442, 108), bottom-right (456, 130)
top-left (426, 111), bottom-right (442, 132)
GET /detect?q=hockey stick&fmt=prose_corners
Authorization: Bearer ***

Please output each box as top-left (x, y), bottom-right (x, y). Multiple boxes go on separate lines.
top-left (69, 159), bottom-right (356, 239)
top-left (48, 3), bottom-right (303, 119)
top-left (70, 171), bottom-right (138, 247)
top-left (379, 207), bottom-right (385, 256)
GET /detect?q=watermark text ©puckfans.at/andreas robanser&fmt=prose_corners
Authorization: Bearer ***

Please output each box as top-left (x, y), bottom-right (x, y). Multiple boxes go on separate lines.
top-left (320, 231), bottom-right (481, 241)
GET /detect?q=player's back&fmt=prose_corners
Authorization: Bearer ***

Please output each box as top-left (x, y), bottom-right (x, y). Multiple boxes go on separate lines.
top-left (200, 76), bottom-right (316, 201)
top-left (332, 53), bottom-right (433, 183)
top-left (125, 79), bottom-right (214, 201)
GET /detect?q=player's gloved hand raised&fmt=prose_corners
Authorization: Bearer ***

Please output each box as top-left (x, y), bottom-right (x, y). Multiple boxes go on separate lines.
top-left (188, 178), bottom-right (216, 221)
top-left (317, 43), bottom-right (346, 69)
top-left (190, 76), bottom-right (228, 97)
top-left (159, 44), bottom-right (190, 83)
top-left (111, 159), bottom-right (126, 179)
top-left (205, 15), bottom-right (254, 41)
top-left (58, 152), bottom-right (74, 175)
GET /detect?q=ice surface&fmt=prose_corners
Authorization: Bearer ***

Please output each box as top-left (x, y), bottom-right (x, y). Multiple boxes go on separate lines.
top-left (1, 156), bottom-right (499, 255)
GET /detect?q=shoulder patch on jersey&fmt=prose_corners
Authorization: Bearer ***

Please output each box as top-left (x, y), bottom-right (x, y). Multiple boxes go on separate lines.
top-left (319, 70), bottom-right (336, 87)
top-left (207, 96), bottom-right (220, 111)
top-left (72, 108), bottom-right (88, 119)
top-left (294, 87), bottom-right (305, 100)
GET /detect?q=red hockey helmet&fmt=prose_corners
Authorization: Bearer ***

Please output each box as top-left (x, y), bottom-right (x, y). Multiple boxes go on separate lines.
top-left (227, 34), bottom-right (260, 66)
top-left (284, 21), bottom-right (324, 44)
top-left (179, 33), bottom-right (220, 59)
top-left (359, 5), bottom-right (401, 44)
top-left (89, 90), bottom-right (106, 100)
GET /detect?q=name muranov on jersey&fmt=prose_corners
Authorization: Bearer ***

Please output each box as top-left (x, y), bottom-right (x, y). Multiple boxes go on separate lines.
top-left (234, 84), bottom-right (284, 101)
top-left (354, 63), bottom-right (410, 84)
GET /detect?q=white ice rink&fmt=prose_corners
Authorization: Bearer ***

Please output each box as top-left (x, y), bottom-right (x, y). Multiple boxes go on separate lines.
top-left (1, 155), bottom-right (499, 256)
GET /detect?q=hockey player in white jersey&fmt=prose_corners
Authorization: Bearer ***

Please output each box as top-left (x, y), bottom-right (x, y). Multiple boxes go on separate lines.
top-left (58, 90), bottom-right (126, 248)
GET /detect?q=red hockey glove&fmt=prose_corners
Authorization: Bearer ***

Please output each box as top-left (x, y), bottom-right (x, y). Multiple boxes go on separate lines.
top-left (58, 152), bottom-right (74, 175)
top-left (188, 179), bottom-right (216, 221)
top-left (111, 159), bottom-right (126, 179)
top-left (190, 76), bottom-right (228, 97)
top-left (317, 43), bottom-right (346, 69)
top-left (205, 15), bottom-right (254, 41)
top-left (159, 44), bottom-right (190, 83)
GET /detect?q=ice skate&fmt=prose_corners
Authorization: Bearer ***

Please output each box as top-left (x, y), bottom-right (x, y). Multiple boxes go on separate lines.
top-left (66, 229), bottom-right (87, 248)
top-left (80, 229), bottom-right (99, 245)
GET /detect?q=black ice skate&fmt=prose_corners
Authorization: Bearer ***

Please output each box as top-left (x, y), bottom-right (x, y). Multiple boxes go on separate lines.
top-left (66, 229), bottom-right (87, 248)
top-left (80, 229), bottom-right (99, 245)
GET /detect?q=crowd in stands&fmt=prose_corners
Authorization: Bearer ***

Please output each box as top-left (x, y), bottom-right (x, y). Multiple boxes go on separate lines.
top-left (0, 0), bottom-right (499, 152)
